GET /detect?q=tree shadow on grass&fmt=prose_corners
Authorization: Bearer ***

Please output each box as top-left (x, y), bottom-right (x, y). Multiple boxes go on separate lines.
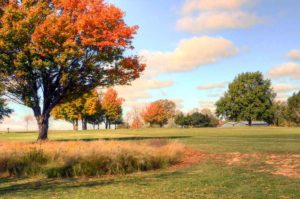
top-left (53, 136), bottom-right (192, 142)
top-left (0, 170), bottom-right (187, 196)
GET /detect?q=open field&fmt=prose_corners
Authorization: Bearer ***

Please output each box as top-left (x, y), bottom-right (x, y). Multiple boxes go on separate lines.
top-left (0, 127), bottom-right (300, 198)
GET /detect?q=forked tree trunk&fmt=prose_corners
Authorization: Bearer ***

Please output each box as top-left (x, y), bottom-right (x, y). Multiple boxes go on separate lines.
top-left (37, 114), bottom-right (50, 141)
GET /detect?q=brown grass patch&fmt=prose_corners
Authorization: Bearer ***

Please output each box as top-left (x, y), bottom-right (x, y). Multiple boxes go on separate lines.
top-left (0, 140), bottom-right (185, 178)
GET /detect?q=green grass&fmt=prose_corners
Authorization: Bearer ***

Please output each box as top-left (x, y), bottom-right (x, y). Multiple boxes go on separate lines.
top-left (0, 127), bottom-right (300, 198)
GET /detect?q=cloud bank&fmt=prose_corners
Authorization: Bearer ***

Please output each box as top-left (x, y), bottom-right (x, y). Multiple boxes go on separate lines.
top-left (177, 0), bottom-right (261, 33)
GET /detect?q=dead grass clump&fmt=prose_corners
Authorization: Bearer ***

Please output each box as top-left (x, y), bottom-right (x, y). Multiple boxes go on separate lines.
top-left (0, 140), bottom-right (184, 178)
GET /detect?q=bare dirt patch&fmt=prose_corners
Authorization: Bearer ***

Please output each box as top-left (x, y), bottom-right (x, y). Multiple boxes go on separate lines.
top-left (223, 153), bottom-right (300, 178)
top-left (171, 148), bottom-right (206, 169)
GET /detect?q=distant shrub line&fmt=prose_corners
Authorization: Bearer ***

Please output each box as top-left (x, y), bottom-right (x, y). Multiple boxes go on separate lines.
top-left (0, 141), bottom-right (183, 178)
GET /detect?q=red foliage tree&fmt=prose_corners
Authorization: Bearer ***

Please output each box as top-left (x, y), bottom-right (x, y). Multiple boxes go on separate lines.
top-left (142, 100), bottom-right (176, 127)
top-left (102, 88), bottom-right (124, 129)
top-left (0, 0), bottom-right (145, 140)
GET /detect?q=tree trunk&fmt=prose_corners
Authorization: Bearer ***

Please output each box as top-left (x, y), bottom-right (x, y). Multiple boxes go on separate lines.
top-left (82, 118), bottom-right (87, 130)
top-left (73, 120), bottom-right (79, 131)
top-left (248, 120), bottom-right (252, 126)
top-left (37, 115), bottom-right (50, 141)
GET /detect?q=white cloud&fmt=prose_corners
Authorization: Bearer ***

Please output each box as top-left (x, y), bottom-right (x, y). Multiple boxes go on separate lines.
top-left (182, 0), bottom-right (250, 14)
top-left (199, 100), bottom-right (216, 111)
top-left (142, 36), bottom-right (238, 74)
top-left (114, 79), bottom-right (174, 108)
top-left (198, 82), bottom-right (227, 90)
top-left (177, 0), bottom-right (261, 33)
top-left (288, 49), bottom-right (300, 61)
top-left (273, 83), bottom-right (300, 93)
top-left (268, 62), bottom-right (300, 79)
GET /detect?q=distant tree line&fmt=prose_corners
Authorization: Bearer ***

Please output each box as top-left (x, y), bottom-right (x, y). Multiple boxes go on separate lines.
top-left (1, 71), bottom-right (300, 130)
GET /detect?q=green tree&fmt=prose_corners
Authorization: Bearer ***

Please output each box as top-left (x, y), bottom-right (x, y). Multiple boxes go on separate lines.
top-left (0, 85), bottom-right (12, 122)
top-left (190, 112), bottom-right (211, 127)
top-left (175, 112), bottom-right (190, 128)
top-left (287, 91), bottom-right (300, 125)
top-left (216, 72), bottom-right (275, 126)
top-left (0, 1), bottom-right (145, 140)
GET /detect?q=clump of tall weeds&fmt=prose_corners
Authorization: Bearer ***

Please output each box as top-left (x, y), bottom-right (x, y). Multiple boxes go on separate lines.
top-left (0, 140), bottom-right (184, 178)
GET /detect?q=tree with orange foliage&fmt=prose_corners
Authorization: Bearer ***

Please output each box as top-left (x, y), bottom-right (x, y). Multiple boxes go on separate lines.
top-left (142, 100), bottom-right (176, 127)
top-left (102, 88), bottom-right (124, 129)
top-left (0, 0), bottom-right (145, 140)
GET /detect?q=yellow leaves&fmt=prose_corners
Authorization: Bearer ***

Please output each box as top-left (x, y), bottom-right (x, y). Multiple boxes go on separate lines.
top-left (102, 88), bottom-right (124, 121)
top-left (51, 89), bottom-right (101, 121)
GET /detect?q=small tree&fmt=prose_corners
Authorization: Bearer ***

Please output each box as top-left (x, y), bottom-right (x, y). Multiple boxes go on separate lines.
top-left (271, 101), bottom-right (288, 127)
top-left (287, 91), bottom-right (300, 125)
top-left (175, 112), bottom-right (190, 128)
top-left (0, 0), bottom-right (145, 140)
top-left (190, 112), bottom-right (211, 127)
top-left (216, 72), bottom-right (275, 126)
top-left (52, 90), bottom-right (102, 130)
top-left (128, 107), bottom-right (143, 129)
top-left (24, 115), bottom-right (35, 132)
top-left (102, 88), bottom-right (124, 129)
top-left (142, 100), bottom-right (176, 127)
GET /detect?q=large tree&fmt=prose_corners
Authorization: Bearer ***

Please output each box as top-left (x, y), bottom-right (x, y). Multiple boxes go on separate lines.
top-left (215, 72), bottom-right (275, 126)
top-left (287, 91), bottom-right (300, 125)
top-left (0, 0), bottom-right (145, 140)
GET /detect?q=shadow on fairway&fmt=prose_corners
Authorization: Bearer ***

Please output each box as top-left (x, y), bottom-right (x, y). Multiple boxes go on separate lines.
top-left (53, 136), bottom-right (192, 142)
top-left (0, 170), bottom-right (186, 196)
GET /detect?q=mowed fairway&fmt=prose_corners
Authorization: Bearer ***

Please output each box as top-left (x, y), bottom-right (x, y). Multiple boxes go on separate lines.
top-left (0, 127), bottom-right (300, 198)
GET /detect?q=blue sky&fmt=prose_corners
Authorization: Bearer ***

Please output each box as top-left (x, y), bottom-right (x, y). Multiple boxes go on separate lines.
top-left (1, 0), bottom-right (300, 131)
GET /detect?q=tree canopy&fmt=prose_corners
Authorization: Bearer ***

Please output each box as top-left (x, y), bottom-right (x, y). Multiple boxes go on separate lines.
top-left (0, 0), bottom-right (145, 140)
top-left (215, 72), bottom-right (275, 125)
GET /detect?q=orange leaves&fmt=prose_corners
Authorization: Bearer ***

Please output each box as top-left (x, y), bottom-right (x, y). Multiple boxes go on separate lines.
top-left (141, 100), bottom-right (176, 127)
top-left (102, 88), bottom-right (124, 121)
top-left (32, 0), bottom-right (137, 55)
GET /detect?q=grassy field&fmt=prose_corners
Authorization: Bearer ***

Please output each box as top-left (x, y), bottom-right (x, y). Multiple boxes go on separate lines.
top-left (0, 127), bottom-right (299, 198)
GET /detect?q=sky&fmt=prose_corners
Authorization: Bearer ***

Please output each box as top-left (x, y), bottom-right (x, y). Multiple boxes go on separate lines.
top-left (1, 0), bottom-right (300, 131)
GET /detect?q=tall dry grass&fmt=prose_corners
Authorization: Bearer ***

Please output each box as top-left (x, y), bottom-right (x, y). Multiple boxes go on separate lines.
top-left (0, 140), bottom-right (184, 178)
